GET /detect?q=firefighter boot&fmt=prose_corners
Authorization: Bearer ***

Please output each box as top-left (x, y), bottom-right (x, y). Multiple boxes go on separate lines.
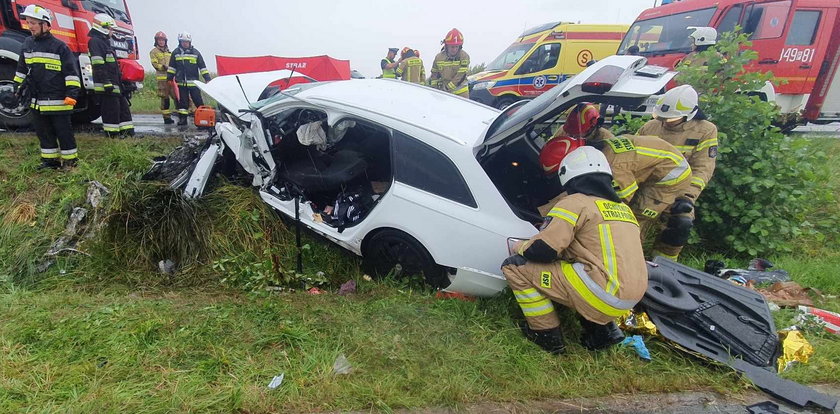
top-left (177, 115), bottom-right (188, 126)
top-left (37, 158), bottom-right (61, 170)
top-left (62, 158), bottom-right (78, 171)
top-left (518, 321), bottom-right (566, 355)
top-left (578, 317), bottom-right (624, 351)
top-left (163, 116), bottom-right (175, 125)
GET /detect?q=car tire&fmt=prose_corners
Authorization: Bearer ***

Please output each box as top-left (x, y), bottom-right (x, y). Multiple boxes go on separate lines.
top-left (363, 229), bottom-right (449, 289)
top-left (0, 62), bottom-right (34, 129)
top-left (494, 95), bottom-right (518, 110)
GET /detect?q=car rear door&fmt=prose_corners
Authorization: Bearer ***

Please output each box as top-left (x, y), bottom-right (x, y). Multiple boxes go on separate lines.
top-left (780, 4), bottom-right (836, 94)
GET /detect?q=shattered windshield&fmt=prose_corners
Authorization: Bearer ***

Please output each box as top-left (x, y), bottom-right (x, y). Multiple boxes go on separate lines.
top-left (486, 43), bottom-right (535, 71)
top-left (618, 7), bottom-right (716, 55)
top-left (80, 0), bottom-right (130, 23)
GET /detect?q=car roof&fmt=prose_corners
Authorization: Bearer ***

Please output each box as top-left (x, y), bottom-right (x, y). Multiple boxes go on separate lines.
top-left (294, 79), bottom-right (500, 147)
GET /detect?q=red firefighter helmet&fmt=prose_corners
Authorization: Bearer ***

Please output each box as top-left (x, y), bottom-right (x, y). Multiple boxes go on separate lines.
top-left (540, 136), bottom-right (584, 175)
top-left (563, 103), bottom-right (601, 138)
top-left (154, 31), bottom-right (167, 40)
top-left (443, 28), bottom-right (464, 46)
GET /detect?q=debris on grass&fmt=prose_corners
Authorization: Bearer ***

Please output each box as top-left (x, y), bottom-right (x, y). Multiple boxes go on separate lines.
top-left (37, 181), bottom-right (110, 273)
top-left (338, 280), bottom-right (356, 296)
top-left (797, 306), bottom-right (840, 336)
top-left (332, 354), bottom-right (352, 375)
top-left (621, 335), bottom-right (652, 362)
top-left (435, 291), bottom-right (475, 301)
top-left (267, 373), bottom-right (285, 390)
top-left (757, 282), bottom-right (818, 307)
top-left (777, 330), bottom-right (814, 372)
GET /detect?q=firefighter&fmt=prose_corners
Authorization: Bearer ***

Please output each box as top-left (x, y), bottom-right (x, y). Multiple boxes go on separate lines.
top-left (689, 26), bottom-right (717, 53)
top-left (88, 13), bottom-right (133, 137)
top-left (396, 47), bottom-right (425, 84)
top-left (563, 103), bottom-right (614, 142)
top-left (13, 5), bottom-right (80, 169)
top-left (167, 32), bottom-right (211, 126)
top-left (637, 85), bottom-right (719, 260)
top-left (503, 146), bottom-right (647, 354)
top-left (380, 48), bottom-right (399, 79)
top-left (540, 134), bottom-right (692, 238)
top-left (430, 28), bottom-right (469, 97)
top-left (150, 31), bottom-right (177, 124)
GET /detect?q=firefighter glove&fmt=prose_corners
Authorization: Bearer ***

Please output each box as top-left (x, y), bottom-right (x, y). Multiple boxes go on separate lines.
top-left (204, 75), bottom-right (212, 83)
top-left (103, 83), bottom-right (114, 93)
top-left (64, 97), bottom-right (77, 107)
top-left (671, 197), bottom-right (694, 214)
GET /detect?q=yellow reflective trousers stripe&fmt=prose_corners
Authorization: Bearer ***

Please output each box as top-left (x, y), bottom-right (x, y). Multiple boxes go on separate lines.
top-left (561, 263), bottom-right (628, 318)
top-left (616, 181), bottom-right (639, 199)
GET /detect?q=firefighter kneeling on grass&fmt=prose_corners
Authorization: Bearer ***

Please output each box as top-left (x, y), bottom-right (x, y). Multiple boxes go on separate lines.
top-left (502, 147), bottom-right (648, 354)
top-left (89, 13), bottom-right (134, 137)
top-left (12, 5), bottom-right (81, 169)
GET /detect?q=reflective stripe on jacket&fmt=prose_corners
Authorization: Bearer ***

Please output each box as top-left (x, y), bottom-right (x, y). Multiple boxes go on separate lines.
top-left (430, 50), bottom-right (469, 92)
top-left (515, 193), bottom-right (648, 323)
top-left (637, 119), bottom-right (719, 200)
top-left (150, 46), bottom-right (172, 80)
top-left (167, 46), bottom-right (210, 86)
top-left (88, 29), bottom-right (122, 94)
top-left (381, 57), bottom-right (396, 79)
top-left (396, 57), bottom-right (425, 84)
top-left (15, 33), bottom-right (80, 114)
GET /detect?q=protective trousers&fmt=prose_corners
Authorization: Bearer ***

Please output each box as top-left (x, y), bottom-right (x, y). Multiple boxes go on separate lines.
top-left (503, 259), bottom-right (565, 330)
top-left (157, 79), bottom-right (177, 121)
top-left (33, 112), bottom-right (77, 162)
top-left (651, 209), bottom-right (694, 260)
top-left (98, 93), bottom-right (134, 137)
top-left (177, 86), bottom-right (203, 120)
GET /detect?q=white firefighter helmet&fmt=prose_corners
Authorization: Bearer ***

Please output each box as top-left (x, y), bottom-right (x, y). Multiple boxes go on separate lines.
top-left (92, 13), bottom-right (117, 34)
top-left (20, 4), bottom-right (52, 24)
top-left (688, 26), bottom-right (718, 47)
top-left (653, 85), bottom-right (699, 121)
top-left (558, 146), bottom-right (612, 186)
top-left (178, 32), bottom-right (192, 42)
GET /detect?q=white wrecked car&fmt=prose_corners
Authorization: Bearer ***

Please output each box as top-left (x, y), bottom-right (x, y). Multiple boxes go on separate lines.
top-left (172, 57), bottom-right (674, 296)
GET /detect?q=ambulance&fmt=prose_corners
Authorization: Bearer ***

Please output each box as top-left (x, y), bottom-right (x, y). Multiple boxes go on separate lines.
top-left (469, 22), bottom-right (629, 109)
top-left (619, 0), bottom-right (840, 125)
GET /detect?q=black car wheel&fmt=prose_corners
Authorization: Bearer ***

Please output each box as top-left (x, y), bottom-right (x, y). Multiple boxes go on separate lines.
top-left (494, 95), bottom-right (518, 110)
top-left (363, 229), bottom-right (449, 288)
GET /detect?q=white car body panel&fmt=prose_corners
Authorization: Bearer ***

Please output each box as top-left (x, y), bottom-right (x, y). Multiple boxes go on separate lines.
top-left (191, 56), bottom-right (676, 297)
top-left (195, 69), bottom-right (316, 115)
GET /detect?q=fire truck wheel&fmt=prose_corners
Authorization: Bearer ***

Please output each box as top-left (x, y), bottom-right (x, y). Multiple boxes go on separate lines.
top-left (0, 62), bottom-right (34, 129)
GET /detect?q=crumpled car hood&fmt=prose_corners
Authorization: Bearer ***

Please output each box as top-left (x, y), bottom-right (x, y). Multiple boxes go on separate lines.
top-left (194, 70), bottom-right (316, 117)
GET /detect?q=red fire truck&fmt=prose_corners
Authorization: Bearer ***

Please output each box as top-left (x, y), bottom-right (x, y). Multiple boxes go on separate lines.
top-left (0, 0), bottom-right (143, 128)
top-left (619, 0), bottom-right (840, 125)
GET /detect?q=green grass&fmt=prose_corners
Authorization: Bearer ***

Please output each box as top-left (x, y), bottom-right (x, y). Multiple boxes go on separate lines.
top-left (1, 135), bottom-right (839, 412)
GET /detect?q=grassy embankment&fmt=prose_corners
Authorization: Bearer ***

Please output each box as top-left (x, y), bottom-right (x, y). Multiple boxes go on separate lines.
top-left (0, 135), bottom-right (838, 412)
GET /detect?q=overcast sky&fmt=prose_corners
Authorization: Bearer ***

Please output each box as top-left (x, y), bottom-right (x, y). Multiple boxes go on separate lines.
top-left (129, 0), bottom-right (656, 77)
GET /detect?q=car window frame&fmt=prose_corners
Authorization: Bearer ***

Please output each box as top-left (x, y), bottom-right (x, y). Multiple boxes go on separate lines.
top-left (391, 130), bottom-right (478, 209)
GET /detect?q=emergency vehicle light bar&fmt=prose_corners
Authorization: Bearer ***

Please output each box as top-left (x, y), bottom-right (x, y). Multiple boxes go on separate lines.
top-left (581, 65), bottom-right (624, 94)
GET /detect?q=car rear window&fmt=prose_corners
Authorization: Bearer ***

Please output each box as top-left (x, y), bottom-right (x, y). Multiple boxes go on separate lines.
top-left (393, 131), bottom-right (477, 208)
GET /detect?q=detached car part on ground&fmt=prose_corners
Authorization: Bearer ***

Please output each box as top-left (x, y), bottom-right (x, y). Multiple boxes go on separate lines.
top-left (150, 57), bottom-right (675, 296)
top-left (644, 257), bottom-right (838, 411)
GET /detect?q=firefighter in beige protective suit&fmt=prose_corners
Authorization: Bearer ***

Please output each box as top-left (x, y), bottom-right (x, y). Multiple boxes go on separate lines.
top-left (637, 85), bottom-right (719, 260)
top-left (150, 31), bottom-right (177, 124)
top-left (430, 29), bottom-right (469, 97)
top-left (541, 110), bottom-right (693, 239)
top-left (396, 47), bottom-right (425, 84)
top-left (503, 147), bottom-right (648, 354)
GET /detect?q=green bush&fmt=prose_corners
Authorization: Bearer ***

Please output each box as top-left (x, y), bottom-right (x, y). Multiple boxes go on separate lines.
top-left (673, 31), bottom-right (836, 255)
